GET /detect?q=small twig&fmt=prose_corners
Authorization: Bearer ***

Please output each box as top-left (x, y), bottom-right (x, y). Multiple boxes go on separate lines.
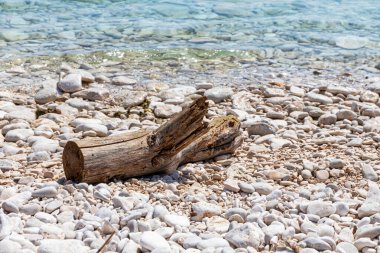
top-left (96, 231), bottom-right (116, 253)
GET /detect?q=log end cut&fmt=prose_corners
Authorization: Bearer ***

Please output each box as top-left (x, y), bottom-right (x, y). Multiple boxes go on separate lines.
top-left (63, 141), bottom-right (85, 182)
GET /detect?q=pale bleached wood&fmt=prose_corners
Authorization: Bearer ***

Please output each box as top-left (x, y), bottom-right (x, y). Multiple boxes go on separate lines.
top-left (63, 97), bottom-right (242, 183)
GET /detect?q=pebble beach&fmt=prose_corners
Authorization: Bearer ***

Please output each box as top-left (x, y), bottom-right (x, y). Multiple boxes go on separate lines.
top-left (1, 1), bottom-right (380, 253)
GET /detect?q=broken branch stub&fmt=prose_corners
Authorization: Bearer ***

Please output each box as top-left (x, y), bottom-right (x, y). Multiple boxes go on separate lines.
top-left (62, 96), bottom-right (242, 183)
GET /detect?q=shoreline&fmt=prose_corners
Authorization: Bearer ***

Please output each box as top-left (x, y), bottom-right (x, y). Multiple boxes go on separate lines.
top-left (0, 49), bottom-right (379, 98)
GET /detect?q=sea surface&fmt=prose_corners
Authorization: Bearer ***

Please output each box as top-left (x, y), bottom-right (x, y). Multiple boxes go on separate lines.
top-left (0, 0), bottom-right (379, 66)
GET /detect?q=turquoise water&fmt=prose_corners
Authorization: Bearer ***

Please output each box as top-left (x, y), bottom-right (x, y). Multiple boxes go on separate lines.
top-left (0, 0), bottom-right (379, 63)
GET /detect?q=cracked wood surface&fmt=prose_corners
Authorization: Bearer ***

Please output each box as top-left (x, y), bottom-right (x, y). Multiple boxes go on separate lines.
top-left (63, 97), bottom-right (242, 183)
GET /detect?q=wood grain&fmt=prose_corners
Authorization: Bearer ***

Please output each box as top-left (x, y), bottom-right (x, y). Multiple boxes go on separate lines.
top-left (63, 97), bottom-right (242, 183)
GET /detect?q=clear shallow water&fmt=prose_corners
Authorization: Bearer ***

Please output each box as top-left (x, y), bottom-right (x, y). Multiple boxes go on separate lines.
top-left (0, 0), bottom-right (379, 64)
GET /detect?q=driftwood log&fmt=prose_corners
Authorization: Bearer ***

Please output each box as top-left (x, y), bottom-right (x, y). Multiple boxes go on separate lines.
top-left (63, 97), bottom-right (242, 183)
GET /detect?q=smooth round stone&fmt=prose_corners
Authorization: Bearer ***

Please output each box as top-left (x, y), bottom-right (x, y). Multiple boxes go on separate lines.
top-left (122, 241), bottom-right (140, 253)
top-left (123, 91), bottom-right (148, 108)
top-left (360, 90), bottom-right (379, 103)
top-left (196, 83), bottom-right (213, 90)
top-left (58, 74), bottom-right (82, 93)
top-left (101, 220), bottom-right (115, 235)
top-left (264, 168), bottom-right (289, 180)
top-left (56, 103), bottom-right (78, 116)
top-left (361, 164), bottom-right (378, 181)
top-left (94, 188), bottom-right (111, 201)
top-left (34, 125), bottom-right (54, 138)
top-left (301, 169), bottom-right (313, 179)
top-left (20, 203), bottom-right (42, 215)
top-left (35, 87), bottom-right (57, 104)
top-left (164, 214), bottom-right (190, 227)
top-left (337, 242), bottom-right (359, 253)
top-left (263, 87), bottom-right (285, 98)
top-left (354, 238), bottom-right (377, 250)
top-left (204, 87), bottom-right (234, 103)
top-left (238, 182), bottom-right (255, 193)
top-left (335, 36), bottom-right (369, 50)
top-left (70, 118), bottom-right (102, 127)
top-left (227, 108), bottom-right (248, 121)
top-left (0, 159), bottom-right (21, 172)
top-left (165, 97), bottom-right (185, 105)
top-left (366, 82), bottom-right (380, 93)
top-left (112, 76), bottom-right (137, 86)
top-left (252, 182), bottom-right (273, 195)
top-left (57, 211), bottom-right (74, 223)
top-left (0, 239), bottom-right (21, 253)
top-left (71, 69), bottom-right (94, 83)
top-left (263, 221), bottom-right (285, 237)
top-left (0, 30), bottom-right (28, 42)
top-left (302, 237), bottom-right (332, 251)
top-left (0, 187), bottom-right (17, 200)
top-left (153, 205), bottom-right (169, 220)
top-left (290, 85), bottom-right (305, 97)
top-left (94, 74), bottom-right (110, 83)
top-left (45, 200), bottom-right (63, 213)
top-left (329, 158), bottom-right (345, 169)
top-left (307, 201), bottom-right (336, 217)
top-left (225, 208), bottom-right (247, 221)
top-left (282, 130), bottom-right (298, 140)
top-left (2, 201), bottom-right (19, 213)
top-left (2, 122), bottom-right (30, 136)
top-left (5, 128), bottom-right (34, 142)
top-left (318, 113), bottom-right (337, 126)
top-left (197, 238), bottom-right (230, 250)
top-left (140, 231), bottom-right (170, 251)
top-left (334, 202), bottom-right (349, 216)
top-left (225, 223), bottom-right (264, 249)
top-left (247, 121), bottom-right (277, 136)
top-left (338, 227), bottom-right (354, 242)
top-left (37, 239), bottom-right (87, 253)
top-left (357, 181), bottom-right (380, 218)
top-left (191, 202), bottom-right (222, 221)
top-left (356, 225), bottom-right (380, 239)
top-left (112, 196), bottom-right (134, 211)
top-left (223, 179), bottom-right (240, 192)
top-left (206, 216), bottom-right (230, 233)
top-left (40, 224), bottom-right (65, 239)
top-left (58, 31), bottom-right (76, 40)
top-left (72, 87), bottom-right (109, 101)
top-left (168, 85), bottom-right (196, 97)
top-left (157, 90), bottom-right (185, 102)
top-left (32, 139), bottom-right (59, 153)
top-left (75, 123), bottom-right (108, 137)
top-left (154, 104), bottom-right (182, 118)
top-left (213, 2), bottom-right (253, 17)
top-left (315, 170), bottom-right (329, 181)
top-left (266, 96), bottom-right (289, 105)
top-left (27, 151), bottom-right (50, 162)
top-left (65, 98), bottom-right (93, 110)
top-left (300, 249), bottom-right (319, 253)
top-left (336, 109), bottom-right (357, 121)
top-left (35, 212), bottom-right (57, 223)
top-left (317, 224), bottom-right (335, 237)
top-left (155, 227), bottom-right (174, 239)
top-left (183, 235), bottom-right (202, 249)
top-left (32, 186), bottom-right (58, 198)
top-left (307, 92), bottom-right (333, 105)
top-left (347, 138), bottom-right (363, 147)
top-left (0, 210), bottom-right (12, 239)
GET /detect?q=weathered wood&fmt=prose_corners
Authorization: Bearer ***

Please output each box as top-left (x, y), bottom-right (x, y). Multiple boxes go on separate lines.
top-left (147, 96), bottom-right (208, 151)
top-left (63, 97), bottom-right (242, 183)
